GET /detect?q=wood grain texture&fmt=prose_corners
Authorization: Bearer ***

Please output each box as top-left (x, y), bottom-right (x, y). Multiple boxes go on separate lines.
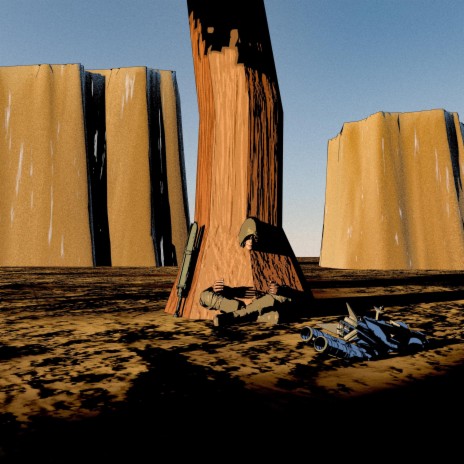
top-left (165, 0), bottom-right (307, 319)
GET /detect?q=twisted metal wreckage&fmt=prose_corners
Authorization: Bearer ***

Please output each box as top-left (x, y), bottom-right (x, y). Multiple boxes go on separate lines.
top-left (301, 303), bottom-right (429, 361)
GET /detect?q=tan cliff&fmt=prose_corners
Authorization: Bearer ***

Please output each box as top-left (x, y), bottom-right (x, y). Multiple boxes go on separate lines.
top-left (0, 64), bottom-right (189, 266)
top-left (0, 64), bottom-right (93, 266)
top-left (320, 109), bottom-right (464, 270)
top-left (89, 67), bottom-right (189, 267)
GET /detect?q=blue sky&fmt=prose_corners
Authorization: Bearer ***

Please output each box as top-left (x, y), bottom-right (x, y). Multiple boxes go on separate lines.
top-left (1, 0), bottom-right (464, 257)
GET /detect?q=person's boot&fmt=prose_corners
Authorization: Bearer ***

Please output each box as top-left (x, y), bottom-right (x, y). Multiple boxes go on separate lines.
top-left (213, 306), bottom-right (255, 327)
top-left (213, 312), bottom-right (235, 327)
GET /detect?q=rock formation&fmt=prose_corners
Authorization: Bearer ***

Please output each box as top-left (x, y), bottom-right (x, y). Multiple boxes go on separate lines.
top-left (0, 64), bottom-right (189, 266)
top-left (89, 67), bottom-right (189, 266)
top-left (164, 0), bottom-right (309, 320)
top-left (0, 64), bottom-right (94, 266)
top-left (320, 109), bottom-right (464, 270)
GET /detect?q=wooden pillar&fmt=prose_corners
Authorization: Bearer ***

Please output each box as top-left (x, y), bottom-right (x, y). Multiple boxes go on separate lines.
top-left (165, 0), bottom-right (308, 319)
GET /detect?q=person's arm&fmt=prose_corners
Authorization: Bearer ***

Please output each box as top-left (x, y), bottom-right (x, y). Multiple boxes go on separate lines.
top-left (268, 281), bottom-right (294, 297)
top-left (213, 278), bottom-right (224, 293)
top-left (268, 281), bottom-right (279, 295)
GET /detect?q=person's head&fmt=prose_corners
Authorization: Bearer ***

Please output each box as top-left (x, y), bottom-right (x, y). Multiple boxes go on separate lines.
top-left (244, 235), bottom-right (257, 250)
top-left (238, 217), bottom-right (259, 250)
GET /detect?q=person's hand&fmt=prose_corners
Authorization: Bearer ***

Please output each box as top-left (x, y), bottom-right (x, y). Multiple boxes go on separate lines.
top-left (268, 281), bottom-right (279, 295)
top-left (213, 279), bottom-right (224, 293)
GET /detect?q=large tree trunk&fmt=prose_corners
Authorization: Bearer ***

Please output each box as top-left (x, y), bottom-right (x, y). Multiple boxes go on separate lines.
top-left (165, 0), bottom-right (308, 319)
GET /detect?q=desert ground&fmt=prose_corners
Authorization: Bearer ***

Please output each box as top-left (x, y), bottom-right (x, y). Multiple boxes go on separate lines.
top-left (0, 258), bottom-right (463, 462)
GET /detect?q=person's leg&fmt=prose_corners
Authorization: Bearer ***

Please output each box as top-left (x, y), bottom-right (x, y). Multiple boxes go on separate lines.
top-left (246, 293), bottom-right (290, 314)
top-left (199, 289), bottom-right (243, 313)
top-left (213, 294), bottom-right (290, 326)
top-left (242, 293), bottom-right (277, 315)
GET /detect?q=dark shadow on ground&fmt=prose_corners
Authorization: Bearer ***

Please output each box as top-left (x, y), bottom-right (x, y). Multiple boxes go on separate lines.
top-left (1, 342), bottom-right (463, 463)
top-left (282, 289), bottom-right (464, 321)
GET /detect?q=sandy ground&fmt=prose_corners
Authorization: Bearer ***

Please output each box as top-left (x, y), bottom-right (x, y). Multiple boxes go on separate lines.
top-left (0, 259), bottom-right (463, 462)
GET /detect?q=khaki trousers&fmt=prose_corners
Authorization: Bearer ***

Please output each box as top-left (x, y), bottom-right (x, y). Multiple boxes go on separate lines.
top-left (199, 289), bottom-right (290, 316)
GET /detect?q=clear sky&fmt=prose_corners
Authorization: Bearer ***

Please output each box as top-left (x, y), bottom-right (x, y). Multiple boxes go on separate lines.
top-left (1, 0), bottom-right (464, 257)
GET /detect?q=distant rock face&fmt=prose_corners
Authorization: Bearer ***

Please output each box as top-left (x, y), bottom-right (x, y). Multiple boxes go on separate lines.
top-left (0, 64), bottom-right (189, 267)
top-left (89, 67), bottom-right (190, 267)
top-left (320, 109), bottom-right (464, 270)
top-left (0, 64), bottom-right (93, 266)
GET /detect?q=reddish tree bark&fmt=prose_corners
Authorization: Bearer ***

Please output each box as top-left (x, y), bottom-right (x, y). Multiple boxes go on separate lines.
top-left (165, 0), bottom-right (309, 319)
